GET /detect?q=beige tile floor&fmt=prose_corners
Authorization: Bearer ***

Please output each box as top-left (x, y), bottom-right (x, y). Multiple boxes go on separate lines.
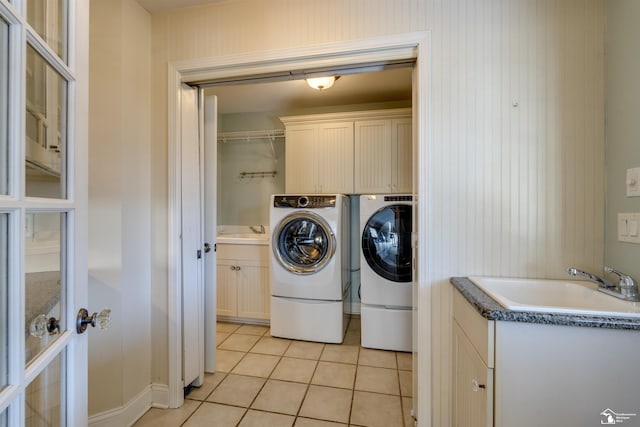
top-left (134, 317), bottom-right (414, 427)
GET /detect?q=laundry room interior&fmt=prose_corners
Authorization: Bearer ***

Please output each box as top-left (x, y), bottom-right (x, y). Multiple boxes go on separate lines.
top-left (195, 67), bottom-right (417, 425)
top-left (212, 66), bottom-right (414, 326)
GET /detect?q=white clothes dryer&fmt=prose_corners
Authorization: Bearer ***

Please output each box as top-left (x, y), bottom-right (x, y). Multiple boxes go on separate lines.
top-left (270, 194), bottom-right (350, 343)
top-left (359, 194), bottom-right (413, 352)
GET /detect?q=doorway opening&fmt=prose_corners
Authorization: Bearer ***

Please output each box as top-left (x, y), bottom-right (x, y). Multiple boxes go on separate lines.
top-left (168, 33), bottom-right (431, 422)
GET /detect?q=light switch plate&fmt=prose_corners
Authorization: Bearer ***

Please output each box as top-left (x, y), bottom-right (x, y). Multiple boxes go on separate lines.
top-left (618, 213), bottom-right (640, 243)
top-left (626, 168), bottom-right (640, 197)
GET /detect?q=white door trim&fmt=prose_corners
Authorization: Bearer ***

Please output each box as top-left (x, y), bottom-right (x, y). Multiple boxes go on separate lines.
top-left (167, 32), bottom-right (432, 424)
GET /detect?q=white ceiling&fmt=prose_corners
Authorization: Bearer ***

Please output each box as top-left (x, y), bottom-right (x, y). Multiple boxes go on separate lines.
top-left (205, 67), bottom-right (413, 114)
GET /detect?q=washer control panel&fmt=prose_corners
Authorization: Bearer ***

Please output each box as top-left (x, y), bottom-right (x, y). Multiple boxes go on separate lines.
top-left (273, 195), bottom-right (337, 209)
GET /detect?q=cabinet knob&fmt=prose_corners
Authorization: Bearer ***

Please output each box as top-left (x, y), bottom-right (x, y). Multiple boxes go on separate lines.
top-left (236, 266), bottom-right (241, 271)
top-left (230, 266), bottom-right (236, 271)
top-left (471, 379), bottom-right (486, 392)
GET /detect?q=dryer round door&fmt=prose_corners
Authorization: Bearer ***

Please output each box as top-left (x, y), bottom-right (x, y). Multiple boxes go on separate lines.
top-left (362, 204), bottom-right (412, 282)
top-left (272, 211), bottom-right (336, 275)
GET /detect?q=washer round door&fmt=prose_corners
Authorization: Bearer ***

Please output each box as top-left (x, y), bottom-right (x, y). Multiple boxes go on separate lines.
top-left (362, 204), bottom-right (412, 282)
top-left (272, 211), bottom-right (336, 274)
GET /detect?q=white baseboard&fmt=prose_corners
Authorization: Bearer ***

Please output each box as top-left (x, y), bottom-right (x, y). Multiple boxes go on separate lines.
top-left (151, 383), bottom-right (169, 409)
top-left (88, 383), bottom-right (168, 427)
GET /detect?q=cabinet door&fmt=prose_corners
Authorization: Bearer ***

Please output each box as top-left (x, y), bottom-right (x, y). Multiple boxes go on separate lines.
top-left (453, 322), bottom-right (493, 427)
top-left (236, 260), bottom-right (270, 319)
top-left (216, 260), bottom-right (238, 317)
top-left (316, 122), bottom-right (354, 193)
top-left (392, 118), bottom-right (412, 193)
top-left (285, 124), bottom-right (318, 192)
top-left (354, 119), bottom-right (393, 193)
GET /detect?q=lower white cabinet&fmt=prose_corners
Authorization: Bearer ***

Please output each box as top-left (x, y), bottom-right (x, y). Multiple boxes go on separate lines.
top-left (453, 322), bottom-right (493, 427)
top-left (216, 244), bottom-right (270, 321)
top-left (453, 290), bottom-right (494, 427)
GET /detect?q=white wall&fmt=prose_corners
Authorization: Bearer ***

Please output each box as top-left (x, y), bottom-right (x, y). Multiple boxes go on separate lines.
top-left (88, 0), bottom-right (152, 419)
top-left (604, 1), bottom-right (640, 283)
top-left (216, 112), bottom-right (286, 226)
top-left (144, 1), bottom-right (604, 425)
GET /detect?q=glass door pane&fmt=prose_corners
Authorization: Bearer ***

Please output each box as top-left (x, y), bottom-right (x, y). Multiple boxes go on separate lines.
top-left (0, 213), bottom-right (7, 391)
top-left (25, 212), bottom-right (63, 364)
top-left (26, 0), bottom-right (67, 62)
top-left (25, 45), bottom-right (67, 199)
top-left (0, 17), bottom-right (8, 195)
top-left (25, 353), bottom-right (65, 427)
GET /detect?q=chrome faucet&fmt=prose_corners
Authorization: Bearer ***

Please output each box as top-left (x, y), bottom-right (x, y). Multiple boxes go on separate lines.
top-left (566, 267), bottom-right (615, 289)
top-left (567, 266), bottom-right (640, 302)
top-left (249, 224), bottom-right (266, 234)
top-left (604, 266), bottom-right (640, 302)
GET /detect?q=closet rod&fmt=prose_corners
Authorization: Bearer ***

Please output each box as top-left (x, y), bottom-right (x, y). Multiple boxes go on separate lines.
top-left (218, 129), bottom-right (284, 143)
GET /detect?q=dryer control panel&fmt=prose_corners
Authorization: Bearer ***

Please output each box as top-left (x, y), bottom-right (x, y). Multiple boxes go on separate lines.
top-left (273, 195), bottom-right (336, 209)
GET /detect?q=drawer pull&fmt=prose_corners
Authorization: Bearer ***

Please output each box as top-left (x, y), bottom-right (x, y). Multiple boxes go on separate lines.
top-left (472, 379), bottom-right (486, 391)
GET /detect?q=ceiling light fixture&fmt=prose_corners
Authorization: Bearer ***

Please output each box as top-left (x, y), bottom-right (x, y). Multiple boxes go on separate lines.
top-left (306, 76), bottom-right (339, 91)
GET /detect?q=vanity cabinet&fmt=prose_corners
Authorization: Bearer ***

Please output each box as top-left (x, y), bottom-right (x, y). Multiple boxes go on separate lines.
top-left (453, 286), bottom-right (640, 427)
top-left (354, 117), bottom-right (412, 193)
top-left (216, 243), bottom-right (270, 321)
top-left (281, 109), bottom-right (411, 194)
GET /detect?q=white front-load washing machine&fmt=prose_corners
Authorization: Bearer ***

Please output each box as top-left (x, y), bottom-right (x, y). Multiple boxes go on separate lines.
top-left (360, 194), bottom-right (413, 352)
top-left (270, 194), bottom-right (350, 343)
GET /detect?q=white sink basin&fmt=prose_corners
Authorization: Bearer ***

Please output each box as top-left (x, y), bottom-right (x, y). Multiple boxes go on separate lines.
top-left (217, 233), bottom-right (269, 245)
top-left (469, 276), bottom-right (640, 318)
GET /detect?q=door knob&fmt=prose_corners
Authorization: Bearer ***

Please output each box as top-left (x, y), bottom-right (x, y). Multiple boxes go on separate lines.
top-left (30, 314), bottom-right (60, 338)
top-left (204, 242), bottom-right (212, 253)
top-left (76, 308), bottom-right (111, 334)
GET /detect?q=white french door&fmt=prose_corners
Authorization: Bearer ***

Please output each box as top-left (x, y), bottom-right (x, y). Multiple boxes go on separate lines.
top-left (0, 0), bottom-right (88, 426)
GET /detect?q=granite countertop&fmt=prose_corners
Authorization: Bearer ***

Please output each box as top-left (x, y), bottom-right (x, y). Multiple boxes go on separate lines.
top-left (450, 277), bottom-right (640, 331)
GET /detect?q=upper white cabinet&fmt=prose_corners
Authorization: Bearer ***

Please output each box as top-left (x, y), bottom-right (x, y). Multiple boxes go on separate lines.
top-left (355, 116), bottom-right (412, 193)
top-left (281, 109), bottom-right (411, 194)
top-left (283, 121), bottom-right (354, 193)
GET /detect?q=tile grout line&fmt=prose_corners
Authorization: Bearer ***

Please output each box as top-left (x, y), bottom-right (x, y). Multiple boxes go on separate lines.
top-left (174, 321), bottom-right (411, 427)
top-left (226, 326), bottom-right (280, 426)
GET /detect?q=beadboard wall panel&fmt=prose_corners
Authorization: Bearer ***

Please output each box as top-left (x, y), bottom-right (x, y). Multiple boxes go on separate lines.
top-left (427, 0), bottom-right (604, 281)
top-left (146, 1), bottom-right (604, 426)
top-left (426, 0), bottom-right (604, 425)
